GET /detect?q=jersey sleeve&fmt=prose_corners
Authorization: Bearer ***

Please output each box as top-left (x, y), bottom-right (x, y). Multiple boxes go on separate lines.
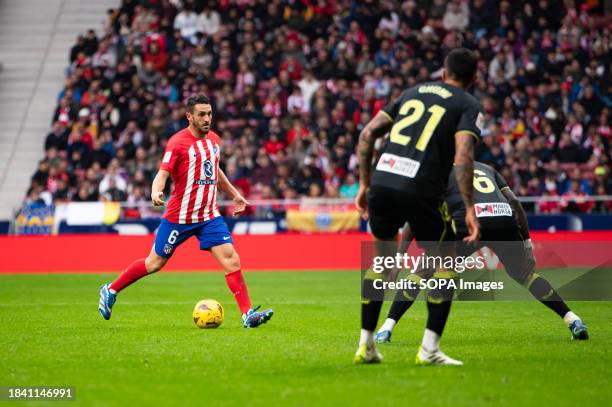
top-left (456, 100), bottom-right (484, 142)
top-left (494, 169), bottom-right (509, 190)
top-left (380, 92), bottom-right (404, 122)
top-left (159, 137), bottom-right (179, 173)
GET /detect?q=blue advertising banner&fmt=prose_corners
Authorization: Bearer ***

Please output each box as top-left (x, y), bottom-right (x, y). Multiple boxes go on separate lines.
top-left (15, 204), bottom-right (55, 235)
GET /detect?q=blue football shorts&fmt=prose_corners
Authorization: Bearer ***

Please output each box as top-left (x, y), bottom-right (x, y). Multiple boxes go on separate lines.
top-left (154, 216), bottom-right (233, 258)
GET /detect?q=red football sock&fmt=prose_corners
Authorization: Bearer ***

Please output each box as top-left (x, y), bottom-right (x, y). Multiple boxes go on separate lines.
top-left (110, 259), bottom-right (149, 293)
top-left (224, 270), bottom-right (252, 314)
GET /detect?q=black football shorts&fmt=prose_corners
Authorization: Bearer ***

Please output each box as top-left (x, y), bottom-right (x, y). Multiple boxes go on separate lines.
top-left (367, 185), bottom-right (454, 244)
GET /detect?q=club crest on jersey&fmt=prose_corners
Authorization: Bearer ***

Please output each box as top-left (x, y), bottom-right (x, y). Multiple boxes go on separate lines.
top-left (195, 159), bottom-right (217, 185)
top-left (203, 160), bottom-right (213, 178)
top-left (163, 244), bottom-right (173, 254)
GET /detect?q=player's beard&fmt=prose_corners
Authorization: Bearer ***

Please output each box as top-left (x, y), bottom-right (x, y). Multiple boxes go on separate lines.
top-left (196, 122), bottom-right (210, 136)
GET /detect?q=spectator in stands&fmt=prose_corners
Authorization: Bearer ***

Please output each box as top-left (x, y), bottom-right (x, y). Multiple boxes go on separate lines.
top-left (99, 167), bottom-right (127, 196)
top-left (173, 4), bottom-right (198, 44)
top-left (557, 132), bottom-right (581, 163)
top-left (25, 186), bottom-right (48, 207)
top-left (364, 67), bottom-right (390, 98)
top-left (488, 51), bottom-right (516, 84)
top-left (53, 178), bottom-right (70, 203)
top-left (198, 5), bottom-right (221, 37)
top-left (143, 41), bottom-right (168, 72)
top-left (101, 178), bottom-right (127, 202)
top-left (561, 180), bottom-right (594, 213)
top-left (73, 181), bottom-right (98, 202)
top-left (82, 29), bottom-right (98, 56)
top-left (442, 0), bottom-right (469, 32)
top-left (339, 173), bottom-right (359, 198)
top-left (45, 121), bottom-right (69, 151)
top-left (565, 167), bottom-right (593, 195)
top-left (139, 61), bottom-right (162, 87)
top-left (252, 153), bottom-right (276, 186)
top-left (538, 189), bottom-right (562, 214)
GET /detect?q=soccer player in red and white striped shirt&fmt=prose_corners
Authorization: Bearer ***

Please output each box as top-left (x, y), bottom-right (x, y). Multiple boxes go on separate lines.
top-left (99, 95), bottom-right (273, 328)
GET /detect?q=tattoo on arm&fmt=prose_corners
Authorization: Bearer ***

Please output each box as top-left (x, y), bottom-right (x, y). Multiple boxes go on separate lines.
top-left (454, 133), bottom-right (475, 207)
top-left (357, 112), bottom-right (393, 186)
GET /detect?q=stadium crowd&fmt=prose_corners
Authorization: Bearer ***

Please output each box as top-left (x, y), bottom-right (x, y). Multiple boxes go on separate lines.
top-left (26, 0), bottom-right (611, 216)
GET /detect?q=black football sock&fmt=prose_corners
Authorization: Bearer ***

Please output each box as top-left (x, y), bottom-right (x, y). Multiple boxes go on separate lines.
top-left (425, 300), bottom-right (452, 336)
top-left (425, 285), bottom-right (455, 336)
top-left (361, 278), bottom-right (383, 331)
top-left (387, 285), bottom-right (421, 322)
top-left (528, 276), bottom-right (571, 318)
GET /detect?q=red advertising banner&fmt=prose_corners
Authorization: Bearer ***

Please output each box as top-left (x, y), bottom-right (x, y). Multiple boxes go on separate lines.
top-left (1, 231), bottom-right (611, 273)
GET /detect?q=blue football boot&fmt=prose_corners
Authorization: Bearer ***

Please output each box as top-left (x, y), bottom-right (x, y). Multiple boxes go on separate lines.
top-left (243, 305), bottom-right (274, 328)
top-left (569, 319), bottom-right (589, 340)
top-left (375, 330), bottom-right (392, 343)
top-left (98, 283), bottom-right (116, 320)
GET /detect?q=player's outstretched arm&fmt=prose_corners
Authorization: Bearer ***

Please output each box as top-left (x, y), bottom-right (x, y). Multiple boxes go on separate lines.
top-left (218, 169), bottom-right (250, 216)
top-left (501, 187), bottom-right (530, 240)
top-left (501, 185), bottom-right (536, 267)
top-left (454, 132), bottom-right (479, 242)
top-left (217, 168), bottom-right (244, 199)
top-left (355, 111), bottom-right (393, 216)
top-left (151, 169), bottom-right (170, 206)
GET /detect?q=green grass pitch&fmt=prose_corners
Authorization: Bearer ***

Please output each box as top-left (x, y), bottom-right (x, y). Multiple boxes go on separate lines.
top-left (1, 271), bottom-right (610, 406)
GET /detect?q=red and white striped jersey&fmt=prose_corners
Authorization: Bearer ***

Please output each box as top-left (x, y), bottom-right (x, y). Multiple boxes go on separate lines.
top-left (160, 127), bottom-right (222, 224)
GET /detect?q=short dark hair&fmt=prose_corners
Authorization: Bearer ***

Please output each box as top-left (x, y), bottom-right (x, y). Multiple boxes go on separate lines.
top-left (444, 48), bottom-right (478, 86)
top-left (185, 94), bottom-right (211, 113)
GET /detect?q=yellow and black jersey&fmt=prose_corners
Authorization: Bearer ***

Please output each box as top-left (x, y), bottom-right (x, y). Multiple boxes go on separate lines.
top-left (446, 161), bottom-right (516, 234)
top-left (371, 82), bottom-right (483, 198)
